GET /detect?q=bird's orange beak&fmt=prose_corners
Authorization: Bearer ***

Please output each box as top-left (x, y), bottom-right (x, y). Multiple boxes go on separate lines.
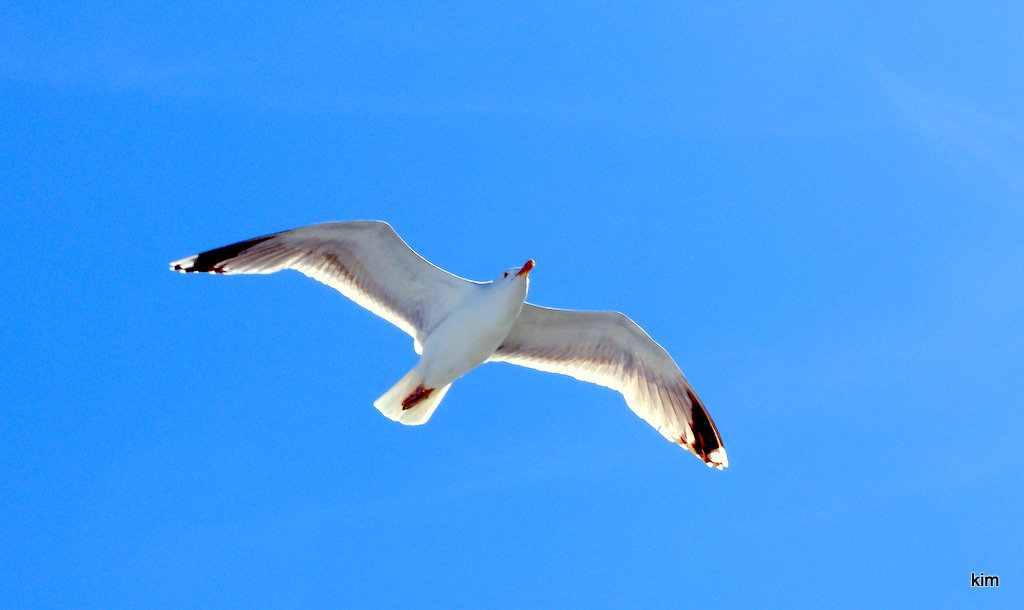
top-left (516, 259), bottom-right (535, 277)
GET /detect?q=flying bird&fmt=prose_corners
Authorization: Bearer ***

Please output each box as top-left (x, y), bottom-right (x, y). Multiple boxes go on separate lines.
top-left (170, 221), bottom-right (727, 469)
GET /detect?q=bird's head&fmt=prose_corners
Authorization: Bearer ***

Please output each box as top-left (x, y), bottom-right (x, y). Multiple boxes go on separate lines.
top-left (497, 259), bottom-right (534, 284)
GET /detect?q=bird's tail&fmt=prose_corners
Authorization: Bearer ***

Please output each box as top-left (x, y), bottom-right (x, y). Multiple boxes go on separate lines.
top-left (373, 367), bottom-right (451, 425)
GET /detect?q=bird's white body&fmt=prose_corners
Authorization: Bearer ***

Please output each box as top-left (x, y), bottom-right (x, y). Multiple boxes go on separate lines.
top-left (373, 268), bottom-right (530, 424)
top-left (418, 277), bottom-right (528, 387)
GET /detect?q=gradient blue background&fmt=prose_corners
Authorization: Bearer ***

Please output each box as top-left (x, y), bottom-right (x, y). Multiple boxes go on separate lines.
top-left (2, 2), bottom-right (1021, 607)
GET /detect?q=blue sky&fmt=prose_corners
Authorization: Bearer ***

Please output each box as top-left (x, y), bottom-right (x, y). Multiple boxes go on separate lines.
top-left (2, 2), bottom-right (1022, 607)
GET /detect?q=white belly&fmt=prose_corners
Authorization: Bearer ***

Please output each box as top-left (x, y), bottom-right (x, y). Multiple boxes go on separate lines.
top-left (418, 289), bottom-right (524, 386)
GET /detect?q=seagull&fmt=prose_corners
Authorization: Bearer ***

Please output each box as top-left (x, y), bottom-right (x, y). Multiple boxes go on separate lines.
top-left (170, 221), bottom-right (727, 469)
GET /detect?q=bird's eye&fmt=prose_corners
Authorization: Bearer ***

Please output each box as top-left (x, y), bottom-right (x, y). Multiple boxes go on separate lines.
top-left (503, 272), bottom-right (509, 278)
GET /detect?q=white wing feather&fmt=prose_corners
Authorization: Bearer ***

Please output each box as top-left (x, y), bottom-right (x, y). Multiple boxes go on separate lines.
top-left (170, 221), bottom-right (474, 347)
top-left (490, 304), bottom-right (727, 468)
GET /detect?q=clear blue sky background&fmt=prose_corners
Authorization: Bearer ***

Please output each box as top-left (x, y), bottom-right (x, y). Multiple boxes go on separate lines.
top-left (2, 2), bottom-right (1021, 607)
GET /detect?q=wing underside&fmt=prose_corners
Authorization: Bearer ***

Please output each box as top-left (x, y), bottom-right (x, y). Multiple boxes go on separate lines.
top-left (491, 304), bottom-right (727, 468)
top-left (170, 221), bottom-right (474, 343)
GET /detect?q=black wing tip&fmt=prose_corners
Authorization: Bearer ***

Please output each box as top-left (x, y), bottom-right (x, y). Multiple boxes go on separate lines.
top-left (684, 387), bottom-right (728, 470)
top-left (171, 257), bottom-right (208, 273)
top-left (169, 234), bottom-right (277, 274)
top-left (171, 255), bottom-right (227, 274)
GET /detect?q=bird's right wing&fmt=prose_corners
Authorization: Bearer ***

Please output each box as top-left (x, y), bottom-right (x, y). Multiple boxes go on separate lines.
top-left (490, 304), bottom-right (727, 468)
top-left (170, 221), bottom-right (475, 344)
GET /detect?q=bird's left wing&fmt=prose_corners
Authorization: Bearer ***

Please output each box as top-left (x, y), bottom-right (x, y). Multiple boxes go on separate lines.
top-left (170, 221), bottom-right (475, 345)
top-left (489, 304), bottom-right (727, 468)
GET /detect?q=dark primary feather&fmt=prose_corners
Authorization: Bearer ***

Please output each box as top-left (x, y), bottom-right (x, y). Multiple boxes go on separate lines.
top-left (173, 234), bottom-right (276, 273)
